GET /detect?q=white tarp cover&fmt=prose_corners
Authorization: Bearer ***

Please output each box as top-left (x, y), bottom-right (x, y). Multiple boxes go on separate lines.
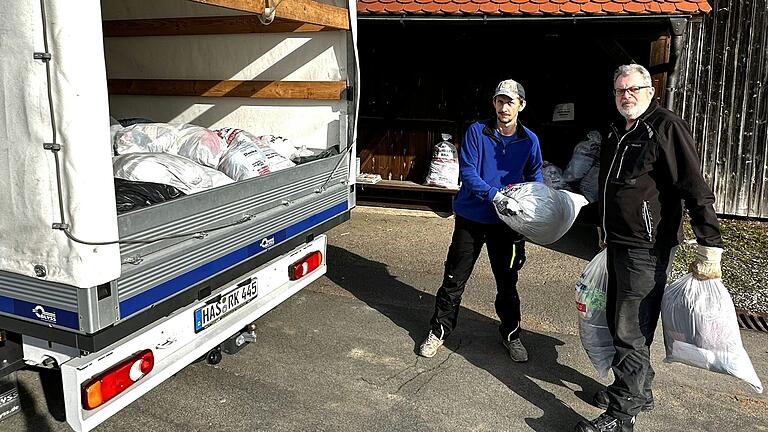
top-left (0, 0), bottom-right (121, 287)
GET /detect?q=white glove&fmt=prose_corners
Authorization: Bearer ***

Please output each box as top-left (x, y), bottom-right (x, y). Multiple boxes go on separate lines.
top-left (689, 245), bottom-right (723, 280)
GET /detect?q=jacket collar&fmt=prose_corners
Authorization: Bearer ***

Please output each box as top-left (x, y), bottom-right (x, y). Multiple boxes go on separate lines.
top-left (481, 118), bottom-right (530, 143)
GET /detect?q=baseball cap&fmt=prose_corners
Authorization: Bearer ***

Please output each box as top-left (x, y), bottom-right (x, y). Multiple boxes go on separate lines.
top-left (493, 79), bottom-right (526, 101)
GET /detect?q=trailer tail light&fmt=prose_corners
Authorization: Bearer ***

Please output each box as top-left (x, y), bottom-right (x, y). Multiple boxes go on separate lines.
top-left (82, 350), bottom-right (154, 410)
top-left (289, 251), bottom-right (323, 280)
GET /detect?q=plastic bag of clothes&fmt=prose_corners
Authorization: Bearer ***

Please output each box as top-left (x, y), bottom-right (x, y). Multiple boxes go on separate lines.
top-left (113, 123), bottom-right (227, 168)
top-left (253, 134), bottom-right (297, 171)
top-left (541, 161), bottom-right (565, 189)
top-left (113, 152), bottom-right (235, 195)
top-left (495, 182), bottom-right (588, 244)
top-left (576, 250), bottom-right (614, 378)
top-left (563, 131), bottom-right (601, 183)
top-left (215, 129), bottom-right (295, 179)
top-left (424, 134), bottom-right (459, 189)
top-left (114, 178), bottom-right (185, 214)
top-left (661, 273), bottom-right (763, 393)
top-left (579, 163), bottom-right (600, 203)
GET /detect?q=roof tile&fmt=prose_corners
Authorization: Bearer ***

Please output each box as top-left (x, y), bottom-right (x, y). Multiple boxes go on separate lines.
top-left (358, 0), bottom-right (713, 16)
top-left (479, 2), bottom-right (500, 12)
top-left (498, 2), bottom-right (521, 13)
top-left (560, 2), bottom-right (582, 13)
top-left (624, 2), bottom-right (647, 13)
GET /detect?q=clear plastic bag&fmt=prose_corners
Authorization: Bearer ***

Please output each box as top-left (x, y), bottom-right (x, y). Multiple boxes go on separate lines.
top-left (113, 152), bottom-right (235, 195)
top-left (495, 182), bottom-right (588, 244)
top-left (542, 161), bottom-right (565, 190)
top-left (662, 273), bottom-right (763, 393)
top-left (424, 133), bottom-right (459, 189)
top-left (562, 131), bottom-right (601, 183)
top-left (576, 250), bottom-right (615, 378)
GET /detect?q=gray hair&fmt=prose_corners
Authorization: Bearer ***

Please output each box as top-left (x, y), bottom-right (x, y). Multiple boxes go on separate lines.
top-left (613, 64), bottom-right (652, 86)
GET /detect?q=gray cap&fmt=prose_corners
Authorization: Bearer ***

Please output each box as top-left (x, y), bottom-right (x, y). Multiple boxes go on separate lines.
top-left (493, 79), bottom-right (526, 101)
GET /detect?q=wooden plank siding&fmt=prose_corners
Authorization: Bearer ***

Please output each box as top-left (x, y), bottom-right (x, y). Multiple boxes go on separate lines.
top-left (187, 0), bottom-right (350, 29)
top-left (676, 0), bottom-right (768, 218)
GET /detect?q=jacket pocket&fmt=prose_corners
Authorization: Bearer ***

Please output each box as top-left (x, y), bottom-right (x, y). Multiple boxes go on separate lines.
top-left (641, 200), bottom-right (654, 241)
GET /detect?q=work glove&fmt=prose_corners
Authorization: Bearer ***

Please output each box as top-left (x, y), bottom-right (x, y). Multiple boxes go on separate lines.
top-left (493, 192), bottom-right (520, 217)
top-left (689, 245), bottom-right (723, 280)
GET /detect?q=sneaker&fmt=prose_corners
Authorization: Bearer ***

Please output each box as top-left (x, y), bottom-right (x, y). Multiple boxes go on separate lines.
top-left (418, 332), bottom-right (444, 358)
top-left (575, 412), bottom-right (635, 432)
top-left (502, 337), bottom-right (528, 362)
top-left (593, 390), bottom-right (654, 412)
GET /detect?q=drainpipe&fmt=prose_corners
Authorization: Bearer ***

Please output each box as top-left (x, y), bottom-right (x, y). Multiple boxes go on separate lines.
top-left (666, 17), bottom-right (689, 110)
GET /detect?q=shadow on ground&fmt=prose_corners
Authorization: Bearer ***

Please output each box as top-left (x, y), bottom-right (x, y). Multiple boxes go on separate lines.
top-left (327, 244), bottom-right (603, 432)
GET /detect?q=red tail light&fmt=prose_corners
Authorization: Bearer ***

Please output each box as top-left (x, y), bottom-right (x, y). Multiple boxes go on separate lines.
top-left (82, 350), bottom-right (154, 410)
top-left (289, 251), bottom-right (323, 280)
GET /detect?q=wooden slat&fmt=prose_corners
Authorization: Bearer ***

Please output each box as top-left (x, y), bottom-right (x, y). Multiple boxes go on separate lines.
top-left (103, 16), bottom-right (330, 37)
top-left (107, 79), bottom-right (347, 100)
top-left (187, 0), bottom-right (349, 30)
top-left (189, 0), bottom-right (266, 14)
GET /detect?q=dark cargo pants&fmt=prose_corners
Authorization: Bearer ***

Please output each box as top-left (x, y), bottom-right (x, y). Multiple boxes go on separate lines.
top-left (605, 245), bottom-right (675, 421)
top-left (429, 215), bottom-right (526, 341)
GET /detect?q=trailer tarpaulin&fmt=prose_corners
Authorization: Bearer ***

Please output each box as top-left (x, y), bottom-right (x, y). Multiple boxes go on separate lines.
top-left (0, 0), bottom-right (120, 287)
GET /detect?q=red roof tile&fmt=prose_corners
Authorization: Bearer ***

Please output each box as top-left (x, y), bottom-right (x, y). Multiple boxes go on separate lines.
top-left (358, 0), bottom-right (712, 15)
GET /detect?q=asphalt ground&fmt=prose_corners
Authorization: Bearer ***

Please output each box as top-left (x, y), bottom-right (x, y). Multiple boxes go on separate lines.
top-left (4, 207), bottom-right (767, 431)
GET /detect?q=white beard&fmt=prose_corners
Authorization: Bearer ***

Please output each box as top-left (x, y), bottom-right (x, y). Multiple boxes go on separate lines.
top-left (619, 101), bottom-right (650, 120)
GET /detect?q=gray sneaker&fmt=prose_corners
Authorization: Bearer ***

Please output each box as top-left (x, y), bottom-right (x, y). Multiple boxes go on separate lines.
top-left (503, 337), bottom-right (528, 362)
top-left (419, 332), bottom-right (444, 358)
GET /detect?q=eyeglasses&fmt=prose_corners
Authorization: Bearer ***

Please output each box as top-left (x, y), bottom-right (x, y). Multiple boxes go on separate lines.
top-left (614, 86), bottom-right (651, 97)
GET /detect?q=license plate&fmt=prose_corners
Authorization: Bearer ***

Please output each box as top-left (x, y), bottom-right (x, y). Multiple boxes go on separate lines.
top-left (194, 278), bottom-right (258, 333)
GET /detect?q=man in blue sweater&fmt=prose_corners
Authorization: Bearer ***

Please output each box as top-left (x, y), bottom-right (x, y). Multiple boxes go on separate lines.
top-left (419, 79), bottom-right (544, 361)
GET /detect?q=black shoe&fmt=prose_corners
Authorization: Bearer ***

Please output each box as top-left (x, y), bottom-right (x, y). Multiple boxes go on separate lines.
top-left (593, 390), bottom-right (654, 412)
top-left (575, 413), bottom-right (635, 432)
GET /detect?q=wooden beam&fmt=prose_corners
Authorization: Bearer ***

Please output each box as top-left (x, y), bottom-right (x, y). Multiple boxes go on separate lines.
top-left (188, 0), bottom-right (266, 14)
top-left (107, 79), bottom-right (347, 100)
top-left (186, 0), bottom-right (349, 30)
top-left (103, 16), bottom-right (331, 37)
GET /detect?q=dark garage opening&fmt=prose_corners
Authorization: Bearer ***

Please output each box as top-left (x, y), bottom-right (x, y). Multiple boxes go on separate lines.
top-left (356, 17), bottom-right (676, 214)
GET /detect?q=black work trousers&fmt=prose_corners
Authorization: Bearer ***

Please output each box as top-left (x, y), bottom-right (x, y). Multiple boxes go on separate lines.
top-left (605, 244), bottom-right (675, 421)
top-left (429, 215), bottom-right (526, 341)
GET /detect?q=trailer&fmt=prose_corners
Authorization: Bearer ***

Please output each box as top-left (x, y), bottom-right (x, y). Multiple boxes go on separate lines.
top-left (0, 0), bottom-right (358, 430)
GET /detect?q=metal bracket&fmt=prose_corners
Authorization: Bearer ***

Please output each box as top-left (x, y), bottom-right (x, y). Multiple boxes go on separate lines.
top-left (33, 52), bottom-right (51, 62)
top-left (669, 17), bottom-right (687, 37)
top-left (51, 223), bottom-right (69, 230)
top-left (43, 143), bottom-right (61, 151)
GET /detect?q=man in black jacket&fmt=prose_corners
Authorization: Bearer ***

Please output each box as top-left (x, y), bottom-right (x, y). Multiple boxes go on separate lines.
top-left (575, 64), bottom-right (724, 432)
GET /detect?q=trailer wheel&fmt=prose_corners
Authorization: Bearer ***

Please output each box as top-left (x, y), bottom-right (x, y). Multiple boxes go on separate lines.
top-left (206, 346), bottom-right (222, 365)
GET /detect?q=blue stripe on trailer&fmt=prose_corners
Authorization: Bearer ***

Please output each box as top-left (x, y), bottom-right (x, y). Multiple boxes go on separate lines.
top-left (0, 296), bottom-right (79, 330)
top-left (119, 202), bottom-right (348, 318)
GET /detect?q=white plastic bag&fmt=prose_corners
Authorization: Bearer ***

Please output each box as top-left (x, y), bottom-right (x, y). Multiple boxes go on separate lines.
top-left (175, 124), bottom-right (227, 168)
top-left (253, 134), bottom-right (297, 171)
top-left (563, 131), bottom-right (601, 183)
top-left (114, 123), bottom-right (227, 168)
top-left (215, 129), bottom-right (272, 181)
top-left (424, 133), bottom-right (459, 189)
top-left (575, 250), bottom-right (615, 378)
top-left (661, 273), bottom-right (763, 393)
top-left (495, 182), bottom-right (589, 244)
top-left (113, 152), bottom-right (235, 195)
